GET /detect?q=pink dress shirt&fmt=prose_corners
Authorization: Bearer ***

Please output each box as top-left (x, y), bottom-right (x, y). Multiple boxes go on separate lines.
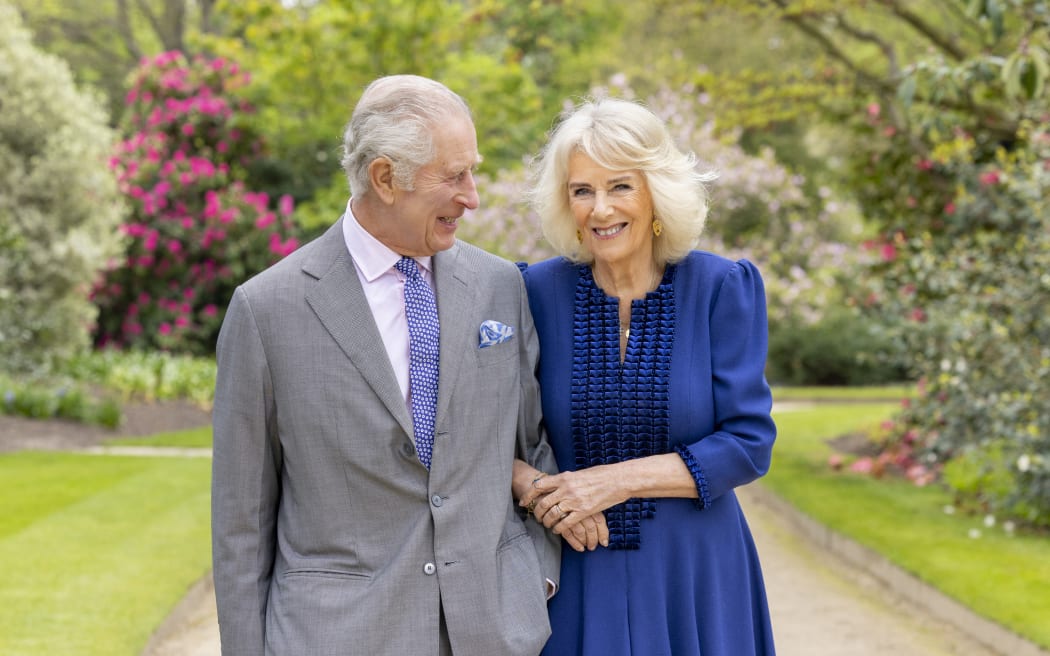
top-left (341, 200), bottom-right (433, 409)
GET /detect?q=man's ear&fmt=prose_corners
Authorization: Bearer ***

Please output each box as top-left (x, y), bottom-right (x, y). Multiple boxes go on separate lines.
top-left (368, 157), bottom-right (397, 204)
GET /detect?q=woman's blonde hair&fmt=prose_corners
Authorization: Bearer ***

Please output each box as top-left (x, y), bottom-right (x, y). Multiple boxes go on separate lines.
top-left (529, 97), bottom-right (716, 265)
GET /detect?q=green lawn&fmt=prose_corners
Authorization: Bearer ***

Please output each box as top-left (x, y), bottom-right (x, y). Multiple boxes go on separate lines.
top-left (106, 425), bottom-right (213, 448)
top-left (0, 451), bottom-right (211, 655)
top-left (767, 402), bottom-right (1050, 650)
top-left (772, 383), bottom-right (915, 402)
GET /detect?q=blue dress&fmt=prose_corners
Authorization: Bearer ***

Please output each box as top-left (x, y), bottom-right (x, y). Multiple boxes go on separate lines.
top-left (522, 252), bottom-right (776, 656)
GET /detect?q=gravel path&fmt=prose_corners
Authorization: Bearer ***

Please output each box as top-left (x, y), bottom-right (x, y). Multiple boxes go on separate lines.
top-left (738, 485), bottom-right (1007, 656)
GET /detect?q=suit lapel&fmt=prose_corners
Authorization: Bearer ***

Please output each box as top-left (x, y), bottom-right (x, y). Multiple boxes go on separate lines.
top-left (303, 219), bottom-right (413, 439)
top-left (433, 244), bottom-right (475, 430)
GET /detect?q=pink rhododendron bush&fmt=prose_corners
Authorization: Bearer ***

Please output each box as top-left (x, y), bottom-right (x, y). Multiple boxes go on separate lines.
top-left (93, 51), bottom-right (299, 355)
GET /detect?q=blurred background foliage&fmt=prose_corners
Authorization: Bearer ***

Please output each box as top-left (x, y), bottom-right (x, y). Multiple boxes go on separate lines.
top-left (2, 0), bottom-right (1048, 526)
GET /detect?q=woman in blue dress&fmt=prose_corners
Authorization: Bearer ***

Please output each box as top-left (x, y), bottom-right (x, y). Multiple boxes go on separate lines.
top-left (514, 98), bottom-right (777, 655)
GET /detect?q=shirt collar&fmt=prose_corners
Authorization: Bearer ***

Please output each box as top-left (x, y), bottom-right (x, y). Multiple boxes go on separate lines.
top-left (342, 198), bottom-right (433, 281)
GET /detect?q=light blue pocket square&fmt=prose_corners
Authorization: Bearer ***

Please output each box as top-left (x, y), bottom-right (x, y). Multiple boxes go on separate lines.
top-left (479, 320), bottom-right (515, 348)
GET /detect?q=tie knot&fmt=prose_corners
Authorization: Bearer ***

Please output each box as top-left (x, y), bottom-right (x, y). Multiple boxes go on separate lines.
top-left (395, 256), bottom-right (422, 281)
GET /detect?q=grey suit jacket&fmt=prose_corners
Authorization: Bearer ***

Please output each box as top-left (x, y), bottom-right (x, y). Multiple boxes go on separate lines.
top-left (211, 218), bottom-right (560, 655)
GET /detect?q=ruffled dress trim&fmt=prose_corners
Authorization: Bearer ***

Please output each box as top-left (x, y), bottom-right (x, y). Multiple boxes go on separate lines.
top-left (673, 444), bottom-right (712, 510)
top-left (570, 265), bottom-right (675, 549)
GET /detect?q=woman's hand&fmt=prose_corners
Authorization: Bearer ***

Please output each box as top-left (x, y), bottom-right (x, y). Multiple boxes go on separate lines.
top-left (514, 459), bottom-right (609, 550)
top-left (522, 454), bottom-right (700, 536)
top-left (562, 511), bottom-right (609, 551)
top-left (522, 465), bottom-right (628, 537)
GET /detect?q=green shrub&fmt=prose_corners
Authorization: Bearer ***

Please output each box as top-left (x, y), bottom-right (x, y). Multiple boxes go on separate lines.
top-left (846, 42), bottom-right (1050, 526)
top-left (0, 375), bottom-right (122, 428)
top-left (767, 307), bottom-right (908, 386)
top-left (63, 350), bottom-right (216, 406)
top-left (0, 3), bottom-right (125, 375)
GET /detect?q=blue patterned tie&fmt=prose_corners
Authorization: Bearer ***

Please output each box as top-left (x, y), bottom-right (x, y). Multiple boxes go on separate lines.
top-left (395, 257), bottom-right (439, 469)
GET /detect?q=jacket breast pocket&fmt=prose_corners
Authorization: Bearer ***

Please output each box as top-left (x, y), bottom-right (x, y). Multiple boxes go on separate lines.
top-left (474, 340), bottom-right (518, 368)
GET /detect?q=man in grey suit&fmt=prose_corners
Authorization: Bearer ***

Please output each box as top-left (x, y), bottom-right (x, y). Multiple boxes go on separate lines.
top-left (211, 75), bottom-right (563, 655)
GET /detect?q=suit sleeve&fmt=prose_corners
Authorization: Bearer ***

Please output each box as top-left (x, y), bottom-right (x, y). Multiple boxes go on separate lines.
top-left (674, 259), bottom-right (776, 508)
top-left (513, 271), bottom-right (562, 588)
top-left (211, 286), bottom-right (282, 655)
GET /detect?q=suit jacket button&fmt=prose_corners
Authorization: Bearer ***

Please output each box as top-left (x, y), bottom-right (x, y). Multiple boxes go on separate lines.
top-left (402, 442), bottom-right (415, 457)
top-left (431, 494), bottom-right (443, 507)
top-left (423, 562), bottom-right (436, 575)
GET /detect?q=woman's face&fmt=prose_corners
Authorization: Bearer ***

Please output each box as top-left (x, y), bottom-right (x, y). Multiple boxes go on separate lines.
top-left (567, 151), bottom-right (655, 271)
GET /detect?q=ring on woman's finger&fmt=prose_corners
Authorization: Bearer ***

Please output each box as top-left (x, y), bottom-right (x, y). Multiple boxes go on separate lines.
top-left (555, 503), bottom-right (565, 516)
top-left (526, 499), bottom-right (537, 515)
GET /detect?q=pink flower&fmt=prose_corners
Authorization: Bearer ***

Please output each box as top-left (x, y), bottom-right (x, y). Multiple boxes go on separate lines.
top-left (944, 201), bottom-right (956, 215)
top-left (255, 212), bottom-right (276, 230)
top-left (279, 194), bottom-right (294, 216)
top-left (850, 457), bottom-right (873, 474)
top-left (204, 190), bottom-right (221, 218)
top-left (159, 323), bottom-right (172, 335)
top-left (175, 316), bottom-right (189, 328)
top-left (269, 236), bottom-right (300, 257)
top-left (867, 103), bottom-right (880, 119)
top-left (916, 159), bottom-right (933, 171)
top-left (202, 304), bottom-right (218, 317)
top-left (880, 243), bottom-right (896, 262)
top-left (181, 123), bottom-right (196, 136)
top-left (828, 454), bottom-right (844, 471)
top-left (167, 239), bottom-right (183, 254)
top-left (979, 170), bottom-right (1001, 186)
top-left (909, 308), bottom-right (926, 322)
top-left (122, 223), bottom-right (146, 237)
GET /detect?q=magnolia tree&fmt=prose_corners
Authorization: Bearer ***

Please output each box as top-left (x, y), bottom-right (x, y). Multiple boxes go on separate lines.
top-left (460, 76), bottom-right (863, 336)
top-left (0, 3), bottom-right (125, 374)
top-left (93, 51), bottom-right (299, 355)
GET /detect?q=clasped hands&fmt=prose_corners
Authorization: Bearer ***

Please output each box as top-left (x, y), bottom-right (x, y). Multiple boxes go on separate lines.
top-left (515, 462), bottom-right (619, 552)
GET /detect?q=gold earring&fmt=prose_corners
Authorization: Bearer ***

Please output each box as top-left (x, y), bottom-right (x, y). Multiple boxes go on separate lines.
top-left (652, 219), bottom-right (663, 237)
top-left (576, 229), bottom-right (583, 243)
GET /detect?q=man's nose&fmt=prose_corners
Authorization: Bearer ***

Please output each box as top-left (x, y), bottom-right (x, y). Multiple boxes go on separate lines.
top-left (458, 172), bottom-right (480, 210)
